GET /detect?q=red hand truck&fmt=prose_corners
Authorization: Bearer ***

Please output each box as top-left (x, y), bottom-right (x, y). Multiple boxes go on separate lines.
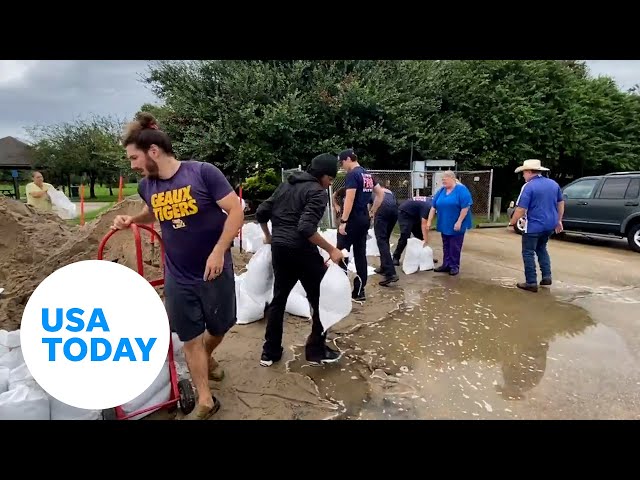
top-left (96, 223), bottom-right (195, 420)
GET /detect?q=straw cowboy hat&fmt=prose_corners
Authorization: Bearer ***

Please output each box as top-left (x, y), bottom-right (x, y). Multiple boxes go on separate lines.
top-left (514, 159), bottom-right (550, 173)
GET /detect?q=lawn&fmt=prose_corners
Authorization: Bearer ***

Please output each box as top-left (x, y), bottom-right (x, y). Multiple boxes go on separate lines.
top-left (68, 203), bottom-right (115, 225)
top-left (0, 183), bottom-right (139, 203)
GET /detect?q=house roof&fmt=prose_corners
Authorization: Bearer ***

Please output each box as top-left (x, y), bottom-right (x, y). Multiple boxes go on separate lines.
top-left (0, 136), bottom-right (35, 169)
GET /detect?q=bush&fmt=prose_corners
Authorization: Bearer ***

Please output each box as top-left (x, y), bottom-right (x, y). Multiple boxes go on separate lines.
top-left (242, 168), bottom-right (280, 201)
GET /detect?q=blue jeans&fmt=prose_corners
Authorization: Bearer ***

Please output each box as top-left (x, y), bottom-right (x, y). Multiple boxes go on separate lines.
top-left (522, 230), bottom-right (554, 285)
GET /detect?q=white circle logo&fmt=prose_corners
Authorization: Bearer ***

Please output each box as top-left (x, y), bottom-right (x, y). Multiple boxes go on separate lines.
top-left (20, 260), bottom-right (170, 410)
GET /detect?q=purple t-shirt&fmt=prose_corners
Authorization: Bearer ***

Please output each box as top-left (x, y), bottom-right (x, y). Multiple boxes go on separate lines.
top-left (138, 161), bottom-right (234, 285)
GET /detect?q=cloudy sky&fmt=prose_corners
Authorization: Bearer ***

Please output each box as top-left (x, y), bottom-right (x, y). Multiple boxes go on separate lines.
top-left (0, 60), bottom-right (639, 141)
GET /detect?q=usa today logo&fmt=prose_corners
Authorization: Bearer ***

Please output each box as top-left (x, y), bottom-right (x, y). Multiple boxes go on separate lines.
top-left (20, 260), bottom-right (170, 410)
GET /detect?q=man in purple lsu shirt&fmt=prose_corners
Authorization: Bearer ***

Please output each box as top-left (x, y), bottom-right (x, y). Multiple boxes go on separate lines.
top-left (112, 112), bottom-right (244, 420)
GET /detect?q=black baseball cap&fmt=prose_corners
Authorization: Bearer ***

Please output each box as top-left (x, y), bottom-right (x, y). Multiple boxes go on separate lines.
top-left (338, 149), bottom-right (357, 162)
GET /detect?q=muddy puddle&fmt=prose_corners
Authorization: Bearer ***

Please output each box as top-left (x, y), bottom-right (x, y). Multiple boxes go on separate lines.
top-left (288, 279), bottom-right (640, 419)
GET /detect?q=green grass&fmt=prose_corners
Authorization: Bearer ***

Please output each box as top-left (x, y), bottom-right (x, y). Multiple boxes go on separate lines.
top-left (0, 183), bottom-right (139, 203)
top-left (475, 213), bottom-right (510, 226)
top-left (68, 203), bottom-right (115, 225)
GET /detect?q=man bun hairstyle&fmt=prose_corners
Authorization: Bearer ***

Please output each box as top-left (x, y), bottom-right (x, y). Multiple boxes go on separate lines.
top-left (121, 111), bottom-right (174, 155)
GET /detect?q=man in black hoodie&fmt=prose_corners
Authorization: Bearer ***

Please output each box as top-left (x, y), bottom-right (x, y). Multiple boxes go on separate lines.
top-left (256, 154), bottom-right (344, 367)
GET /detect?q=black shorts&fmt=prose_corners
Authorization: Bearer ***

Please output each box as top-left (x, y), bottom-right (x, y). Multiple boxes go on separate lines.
top-left (164, 267), bottom-right (237, 342)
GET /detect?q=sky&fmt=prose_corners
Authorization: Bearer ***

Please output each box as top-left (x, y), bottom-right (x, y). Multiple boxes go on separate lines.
top-left (0, 60), bottom-right (639, 141)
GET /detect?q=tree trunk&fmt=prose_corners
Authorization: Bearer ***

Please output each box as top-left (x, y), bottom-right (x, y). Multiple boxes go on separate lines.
top-left (90, 175), bottom-right (97, 199)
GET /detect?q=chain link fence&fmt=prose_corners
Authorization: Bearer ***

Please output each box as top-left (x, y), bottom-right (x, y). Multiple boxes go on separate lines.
top-left (280, 167), bottom-right (494, 229)
top-left (455, 170), bottom-right (493, 218)
top-left (281, 166), bottom-right (302, 182)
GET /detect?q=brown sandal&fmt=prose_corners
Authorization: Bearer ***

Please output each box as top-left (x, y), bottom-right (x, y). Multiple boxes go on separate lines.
top-left (182, 396), bottom-right (221, 420)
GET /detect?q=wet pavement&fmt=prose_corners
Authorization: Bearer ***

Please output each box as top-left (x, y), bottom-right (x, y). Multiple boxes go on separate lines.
top-left (287, 229), bottom-right (640, 420)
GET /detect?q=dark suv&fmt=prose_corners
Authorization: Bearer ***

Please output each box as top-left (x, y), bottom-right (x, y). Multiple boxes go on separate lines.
top-left (508, 172), bottom-right (640, 253)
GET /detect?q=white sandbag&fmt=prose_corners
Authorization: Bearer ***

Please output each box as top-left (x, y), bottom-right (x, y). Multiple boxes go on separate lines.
top-left (0, 329), bottom-right (21, 349)
top-left (318, 229), bottom-right (338, 261)
top-left (292, 281), bottom-right (307, 297)
top-left (285, 293), bottom-right (310, 318)
top-left (48, 188), bottom-right (77, 219)
top-left (419, 245), bottom-right (435, 271)
top-left (0, 366), bottom-right (9, 394)
top-left (286, 282), bottom-right (311, 319)
top-left (8, 362), bottom-right (35, 390)
top-left (171, 332), bottom-right (185, 363)
top-left (170, 332), bottom-right (190, 380)
top-left (402, 238), bottom-right (423, 275)
top-left (243, 244), bottom-right (274, 300)
top-left (238, 222), bottom-right (269, 253)
top-left (319, 262), bottom-right (352, 331)
top-left (0, 345), bottom-right (8, 359)
top-left (346, 259), bottom-right (377, 277)
top-left (366, 229), bottom-right (380, 257)
top-left (235, 274), bottom-right (266, 325)
top-left (0, 384), bottom-right (51, 420)
top-left (49, 396), bottom-right (102, 420)
top-left (0, 348), bottom-right (24, 370)
top-left (402, 238), bottom-right (434, 274)
top-left (121, 360), bottom-right (171, 420)
top-left (235, 223), bottom-right (257, 251)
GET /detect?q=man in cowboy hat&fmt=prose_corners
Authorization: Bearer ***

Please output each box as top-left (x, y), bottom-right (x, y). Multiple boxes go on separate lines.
top-left (509, 159), bottom-right (564, 293)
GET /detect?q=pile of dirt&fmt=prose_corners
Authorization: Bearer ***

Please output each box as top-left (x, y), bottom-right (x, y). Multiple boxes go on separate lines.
top-left (0, 196), bottom-right (253, 331)
top-left (0, 197), bottom-right (159, 331)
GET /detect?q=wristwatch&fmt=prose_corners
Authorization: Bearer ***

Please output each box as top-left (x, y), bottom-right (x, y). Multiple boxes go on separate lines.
top-left (340, 219), bottom-right (347, 224)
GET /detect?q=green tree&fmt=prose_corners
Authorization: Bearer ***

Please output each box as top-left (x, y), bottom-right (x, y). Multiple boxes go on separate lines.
top-left (137, 59), bottom-right (640, 204)
top-left (27, 115), bottom-right (128, 199)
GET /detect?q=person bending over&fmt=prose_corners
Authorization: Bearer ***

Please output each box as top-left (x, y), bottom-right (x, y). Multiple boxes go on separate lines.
top-left (369, 186), bottom-right (399, 286)
top-left (392, 196), bottom-right (433, 265)
top-left (256, 154), bottom-right (344, 367)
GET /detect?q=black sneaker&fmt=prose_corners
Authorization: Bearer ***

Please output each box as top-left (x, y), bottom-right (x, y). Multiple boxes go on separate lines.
top-left (540, 278), bottom-right (552, 286)
top-left (379, 275), bottom-right (399, 287)
top-left (259, 348), bottom-right (283, 367)
top-left (307, 346), bottom-right (342, 366)
top-left (374, 267), bottom-right (383, 275)
top-left (392, 258), bottom-right (400, 267)
top-left (434, 265), bottom-right (450, 273)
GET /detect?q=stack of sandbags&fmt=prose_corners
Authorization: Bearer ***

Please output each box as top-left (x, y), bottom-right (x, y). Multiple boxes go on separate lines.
top-left (234, 245), bottom-right (314, 325)
top-left (235, 245), bottom-right (274, 324)
top-left (0, 329), bottom-right (190, 420)
top-left (0, 329), bottom-right (102, 420)
top-left (234, 222), bottom-right (272, 253)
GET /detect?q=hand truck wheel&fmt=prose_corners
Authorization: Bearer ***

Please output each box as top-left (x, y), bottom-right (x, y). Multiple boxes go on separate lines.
top-left (102, 408), bottom-right (118, 420)
top-left (178, 379), bottom-right (196, 415)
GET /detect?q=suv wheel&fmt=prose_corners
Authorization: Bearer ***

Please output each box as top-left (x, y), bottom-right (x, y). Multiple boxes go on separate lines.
top-left (628, 223), bottom-right (640, 253)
